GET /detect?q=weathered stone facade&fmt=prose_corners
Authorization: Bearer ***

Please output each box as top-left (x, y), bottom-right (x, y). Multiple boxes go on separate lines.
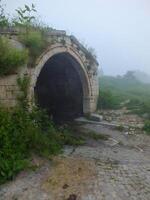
top-left (0, 29), bottom-right (99, 114)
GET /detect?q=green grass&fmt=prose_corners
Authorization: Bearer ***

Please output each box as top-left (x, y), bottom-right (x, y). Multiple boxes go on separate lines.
top-left (57, 126), bottom-right (86, 146)
top-left (85, 131), bottom-right (109, 140)
top-left (0, 36), bottom-right (28, 75)
top-left (19, 31), bottom-right (47, 67)
top-left (98, 75), bottom-right (150, 118)
top-left (69, 125), bottom-right (109, 141)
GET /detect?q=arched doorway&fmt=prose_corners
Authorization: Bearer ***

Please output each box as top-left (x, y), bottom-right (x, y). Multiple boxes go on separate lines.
top-left (34, 52), bottom-right (84, 122)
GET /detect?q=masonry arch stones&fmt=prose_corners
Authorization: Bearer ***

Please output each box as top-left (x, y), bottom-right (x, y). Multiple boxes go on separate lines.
top-left (29, 45), bottom-right (91, 109)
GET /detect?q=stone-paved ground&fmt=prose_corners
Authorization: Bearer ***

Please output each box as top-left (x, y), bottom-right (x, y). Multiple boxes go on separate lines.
top-left (0, 124), bottom-right (150, 200)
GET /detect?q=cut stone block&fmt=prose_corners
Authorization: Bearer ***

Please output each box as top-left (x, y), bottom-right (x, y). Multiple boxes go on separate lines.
top-left (89, 114), bottom-right (103, 122)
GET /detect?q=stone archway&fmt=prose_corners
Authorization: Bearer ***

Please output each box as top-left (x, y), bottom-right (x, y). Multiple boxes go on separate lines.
top-left (28, 45), bottom-right (93, 121)
top-left (0, 29), bottom-right (99, 112)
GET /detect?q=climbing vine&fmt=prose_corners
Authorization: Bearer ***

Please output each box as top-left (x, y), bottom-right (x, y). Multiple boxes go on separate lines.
top-left (17, 75), bottom-right (30, 109)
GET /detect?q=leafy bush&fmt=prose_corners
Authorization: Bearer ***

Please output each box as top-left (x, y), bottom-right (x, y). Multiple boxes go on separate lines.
top-left (0, 37), bottom-right (28, 75)
top-left (143, 121), bottom-right (150, 134)
top-left (0, 107), bottom-right (60, 184)
top-left (20, 31), bottom-right (46, 67)
top-left (0, 105), bottom-right (86, 184)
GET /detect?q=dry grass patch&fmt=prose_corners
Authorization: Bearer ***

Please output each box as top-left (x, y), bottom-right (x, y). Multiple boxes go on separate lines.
top-left (42, 156), bottom-right (97, 200)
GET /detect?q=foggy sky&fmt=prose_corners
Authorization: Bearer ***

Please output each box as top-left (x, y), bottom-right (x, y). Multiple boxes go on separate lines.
top-left (5, 0), bottom-right (150, 76)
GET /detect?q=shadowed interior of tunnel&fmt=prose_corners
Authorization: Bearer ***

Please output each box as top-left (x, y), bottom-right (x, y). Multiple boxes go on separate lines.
top-left (34, 52), bottom-right (84, 122)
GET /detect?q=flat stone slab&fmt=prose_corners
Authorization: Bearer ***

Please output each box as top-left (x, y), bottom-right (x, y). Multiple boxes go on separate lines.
top-left (89, 113), bottom-right (103, 122)
top-left (75, 117), bottom-right (129, 129)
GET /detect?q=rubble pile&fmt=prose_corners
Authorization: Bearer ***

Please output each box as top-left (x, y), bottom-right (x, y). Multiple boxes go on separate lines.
top-left (98, 108), bottom-right (144, 130)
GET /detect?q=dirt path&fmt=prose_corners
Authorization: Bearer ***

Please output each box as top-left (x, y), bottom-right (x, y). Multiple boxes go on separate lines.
top-left (0, 124), bottom-right (150, 200)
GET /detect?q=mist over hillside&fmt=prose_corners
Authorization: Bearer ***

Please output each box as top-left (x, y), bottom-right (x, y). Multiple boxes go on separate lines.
top-left (133, 70), bottom-right (150, 84)
top-left (100, 70), bottom-right (150, 84)
top-left (98, 71), bottom-right (150, 118)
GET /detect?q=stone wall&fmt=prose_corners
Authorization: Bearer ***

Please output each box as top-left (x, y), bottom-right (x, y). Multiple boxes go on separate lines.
top-left (0, 67), bottom-right (29, 107)
top-left (0, 75), bottom-right (18, 107)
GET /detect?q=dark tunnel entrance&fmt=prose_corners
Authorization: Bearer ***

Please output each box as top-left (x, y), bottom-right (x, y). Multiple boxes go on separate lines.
top-left (34, 53), bottom-right (83, 122)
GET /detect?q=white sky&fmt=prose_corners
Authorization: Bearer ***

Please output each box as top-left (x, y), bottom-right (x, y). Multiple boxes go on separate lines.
top-left (5, 0), bottom-right (150, 75)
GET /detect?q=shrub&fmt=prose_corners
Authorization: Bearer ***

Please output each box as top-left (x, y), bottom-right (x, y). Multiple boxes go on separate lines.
top-left (0, 37), bottom-right (28, 75)
top-left (0, 101), bottom-right (84, 184)
top-left (20, 31), bottom-right (46, 67)
top-left (17, 75), bottom-right (30, 109)
top-left (143, 121), bottom-right (150, 135)
top-left (0, 107), bottom-right (63, 184)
